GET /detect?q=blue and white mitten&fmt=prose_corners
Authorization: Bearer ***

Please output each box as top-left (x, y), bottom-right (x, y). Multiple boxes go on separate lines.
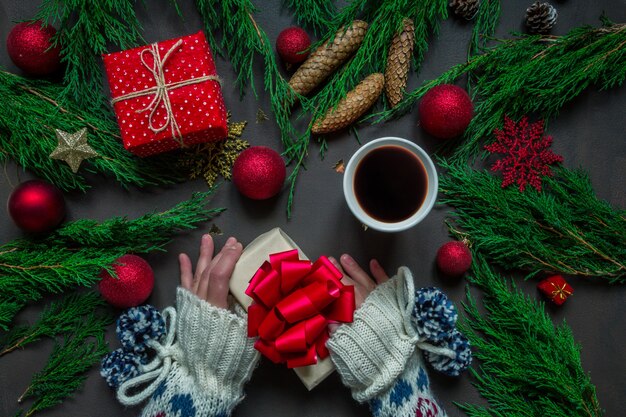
top-left (327, 267), bottom-right (471, 417)
top-left (101, 288), bottom-right (260, 417)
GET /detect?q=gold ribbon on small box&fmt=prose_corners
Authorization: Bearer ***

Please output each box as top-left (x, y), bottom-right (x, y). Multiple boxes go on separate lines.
top-left (111, 39), bottom-right (221, 146)
top-left (550, 282), bottom-right (572, 301)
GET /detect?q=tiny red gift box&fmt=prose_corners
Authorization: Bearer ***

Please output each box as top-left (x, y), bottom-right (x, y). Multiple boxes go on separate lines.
top-left (246, 249), bottom-right (355, 369)
top-left (103, 31), bottom-right (227, 157)
top-left (537, 275), bottom-right (573, 306)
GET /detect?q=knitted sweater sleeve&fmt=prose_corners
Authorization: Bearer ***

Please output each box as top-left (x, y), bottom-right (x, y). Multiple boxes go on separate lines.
top-left (137, 288), bottom-right (260, 417)
top-left (105, 288), bottom-right (259, 417)
top-left (327, 268), bottom-right (447, 417)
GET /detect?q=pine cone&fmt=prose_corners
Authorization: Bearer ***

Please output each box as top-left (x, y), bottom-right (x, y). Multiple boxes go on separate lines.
top-left (525, 2), bottom-right (557, 34)
top-left (449, 0), bottom-right (480, 20)
top-left (384, 18), bottom-right (415, 108)
top-left (312, 73), bottom-right (384, 135)
top-left (289, 20), bottom-right (369, 97)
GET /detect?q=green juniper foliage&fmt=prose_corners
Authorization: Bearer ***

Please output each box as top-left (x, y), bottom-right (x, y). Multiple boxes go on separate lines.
top-left (195, 0), bottom-right (302, 216)
top-left (0, 191), bottom-right (224, 330)
top-left (460, 255), bottom-right (602, 417)
top-left (0, 70), bottom-right (186, 192)
top-left (376, 20), bottom-right (626, 162)
top-left (439, 160), bottom-right (626, 282)
top-left (14, 310), bottom-right (111, 417)
top-left (468, 0), bottom-right (501, 57)
top-left (35, 0), bottom-right (143, 115)
top-left (283, 0), bottom-right (336, 35)
top-left (0, 292), bottom-right (109, 356)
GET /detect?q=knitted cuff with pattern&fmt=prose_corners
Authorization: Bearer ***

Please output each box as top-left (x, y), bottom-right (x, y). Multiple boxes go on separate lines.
top-left (327, 267), bottom-right (418, 402)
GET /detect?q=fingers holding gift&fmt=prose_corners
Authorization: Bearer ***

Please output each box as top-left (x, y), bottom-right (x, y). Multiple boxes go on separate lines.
top-left (194, 234), bottom-right (215, 291)
top-left (179, 253), bottom-right (194, 291)
top-left (370, 259), bottom-right (389, 284)
top-left (340, 254), bottom-right (376, 292)
top-left (205, 238), bottom-right (243, 308)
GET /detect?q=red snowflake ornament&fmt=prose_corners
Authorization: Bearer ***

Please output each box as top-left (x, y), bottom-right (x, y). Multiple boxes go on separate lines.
top-left (485, 116), bottom-right (563, 191)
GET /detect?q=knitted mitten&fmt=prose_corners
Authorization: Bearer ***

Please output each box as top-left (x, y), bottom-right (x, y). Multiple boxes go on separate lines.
top-left (102, 288), bottom-right (259, 417)
top-left (327, 267), bottom-right (470, 417)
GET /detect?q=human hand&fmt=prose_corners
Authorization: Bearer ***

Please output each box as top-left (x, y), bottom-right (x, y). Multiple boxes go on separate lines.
top-left (178, 234), bottom-right (243, 309)
top-left (328, 254), bottom-right (389, 332)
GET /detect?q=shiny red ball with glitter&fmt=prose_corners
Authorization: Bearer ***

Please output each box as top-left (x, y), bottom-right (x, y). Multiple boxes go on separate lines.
top-left (232, 146), bottom-right (286, 200)
top-left (276, 27), bottom-right (311, 65)
top-left (8, 180), bottom-right (66, 233)
top-left (419, 84), bottom-right (473, 139)
top-left (6, 21), bottom-right (62, 76)
top-left (99, 254), bottom-right (154, 309)
top-left (436, 241), bottom-right (472, 277)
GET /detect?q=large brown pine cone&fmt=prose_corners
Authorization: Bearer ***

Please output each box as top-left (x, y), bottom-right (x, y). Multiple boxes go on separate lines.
top-left (384, 18), bottom-right (415, 108)
top-left (289, 20), bottom-right (369, 97)
top-left (311, 73), bottom-right (384, 135)
top-left (450, 0), bottom-right (480, 20)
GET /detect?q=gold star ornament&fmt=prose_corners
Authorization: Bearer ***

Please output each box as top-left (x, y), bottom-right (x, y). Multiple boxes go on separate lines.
top-left (50, 128), bottom-right (100, 173)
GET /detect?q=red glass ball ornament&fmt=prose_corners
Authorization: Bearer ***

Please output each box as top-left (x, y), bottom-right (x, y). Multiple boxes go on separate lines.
top-left (6, 21), bottom-right (62, 76)
top-left (276, 27), bottom-right (311, 65)
top-left (436, 241), bottom-right (472, 277)
top-left (232, 146), bottom-right (286, 200)
top-left (418, 84), bottom-right (474, 139)
top-left (99, 254), bottom-right (155, 309)
top-left (8, 180), bottom-right (66, 233)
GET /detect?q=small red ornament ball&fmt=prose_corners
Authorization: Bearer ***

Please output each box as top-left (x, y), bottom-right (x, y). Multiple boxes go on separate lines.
top-left (232, 146), bottom-right (286, 200)
top-left (276, 27), bottom-right (311, 65)
top-left (6, 21), bottom-right (62, 76)
top-left (99, 255), bottom-right (155, 309)
top-left (419, 84), bottom-right (473, 139)
top-left (8, 180), bottom-right (66, 233)
top-left (436, 241), bottom-right (472, 277)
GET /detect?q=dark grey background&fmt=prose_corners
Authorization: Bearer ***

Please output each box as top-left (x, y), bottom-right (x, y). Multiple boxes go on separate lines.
top-left (1, 1), bottom-right (625, 416)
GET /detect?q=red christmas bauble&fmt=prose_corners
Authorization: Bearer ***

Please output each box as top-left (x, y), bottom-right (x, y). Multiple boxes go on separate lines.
top-left (6, 21), bottom-right (62, 76)
top-left (436, 241), bottom-right (472, 277)
top-left (232, 146), bottom-right (286, 200)
top-left (418, 84), bottom-right (473, 139)
top-left (276, 27), bottom-right (311, 65)
top-left (99, 254), bottom-right (154, 309)
top-left (8, 180), bottom-right (66, 233)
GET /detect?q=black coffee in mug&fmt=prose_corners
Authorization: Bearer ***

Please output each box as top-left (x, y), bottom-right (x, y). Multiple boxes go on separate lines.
top-left (353, 145), bottom-right (428, 223)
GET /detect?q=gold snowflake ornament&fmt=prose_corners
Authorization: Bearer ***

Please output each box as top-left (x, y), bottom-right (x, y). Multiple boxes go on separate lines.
top-left (179, 116), bottom-right (249, 187)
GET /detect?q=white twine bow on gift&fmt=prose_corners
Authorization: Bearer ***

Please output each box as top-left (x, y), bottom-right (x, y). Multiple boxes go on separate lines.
top-left (117, 307), bottom-right (182, 406)
top-left (111, 39), bottom-right (221, 146)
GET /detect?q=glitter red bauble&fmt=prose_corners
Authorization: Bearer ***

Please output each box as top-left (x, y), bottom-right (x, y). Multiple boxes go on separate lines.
top-left (232, 146), bottom-right (286, 200)
top-left (276, 27), bottom-right (311, 65)
top-left (8, 180), bottom-right (66, 233)
top-left (99, 254), bottom-right (155, 309)
top-left (418, 84), bottom-right (474, 139)
top-left (436, 241), bottom-right (472, 277)
top-left (6, 21), bottom-right (62, 76)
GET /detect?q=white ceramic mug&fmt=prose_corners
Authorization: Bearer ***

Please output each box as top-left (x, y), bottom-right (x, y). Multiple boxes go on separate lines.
top-left (343, 137), bottom-right (438, 232)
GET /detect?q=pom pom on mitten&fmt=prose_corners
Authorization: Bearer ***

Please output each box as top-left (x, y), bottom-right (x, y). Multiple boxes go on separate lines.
top-left (412, 287), bottom-right (458, 343)
top-left (101, 348), bottom-right (143, 389)
top-left (116, 304), bottom-right (166, 354)
top-left (423, 329), bottom-right (472, 377)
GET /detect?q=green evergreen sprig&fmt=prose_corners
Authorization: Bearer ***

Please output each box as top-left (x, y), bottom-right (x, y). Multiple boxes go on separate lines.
top-left (283, 0), bottom-right (336, 35)
top-left (195, 0), bottom-right (303, 217)
top-left (0, 292), bottom-right (108, 356)
top-left (459, 255), bottom-right (602, 417)
top-left (15, 310), bottom-right (111, 417)
top-left (439, 160), bottom-right (626, 282)
top-left (35, 0), bottom-right (143, 115)
top-left (375, 20), bottom-right (626, 162)
top-left (0, 70), bottom-right (186, 192)
top-left (468, 0), bottom-right (501, 57)
top-left (0, 191), bottom-right (223, 330)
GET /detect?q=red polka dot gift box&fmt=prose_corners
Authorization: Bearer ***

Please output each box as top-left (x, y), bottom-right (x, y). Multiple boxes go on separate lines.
top-left (103, 31), bottom-right (227, 157)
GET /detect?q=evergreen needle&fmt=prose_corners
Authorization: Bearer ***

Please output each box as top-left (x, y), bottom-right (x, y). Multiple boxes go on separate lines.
top-left (439, 161), bottom-right (626, 282)
top-left (0, 191), bottom-right (223, 330)
top-left (374, 20), bottom-right (626, 163)
top-left (459, 255), bottom-right (602, 417)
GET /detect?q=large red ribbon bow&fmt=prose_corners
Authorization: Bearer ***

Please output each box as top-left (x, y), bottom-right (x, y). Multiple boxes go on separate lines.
top-left (246, 249), bottom-right (355, 368)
